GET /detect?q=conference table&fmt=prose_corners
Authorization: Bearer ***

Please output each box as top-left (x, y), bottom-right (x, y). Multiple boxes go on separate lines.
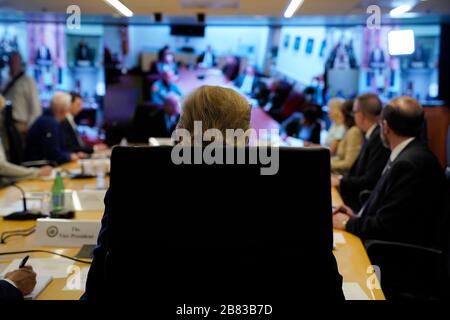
top-left (0, 160), bottom-right (384, 300)
top-left (0, 68), bottom-right (384, 300)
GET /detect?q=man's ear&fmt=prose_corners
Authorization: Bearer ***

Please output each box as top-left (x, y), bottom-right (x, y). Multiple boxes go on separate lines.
top-left (382, 120), bottom-right (390, 135)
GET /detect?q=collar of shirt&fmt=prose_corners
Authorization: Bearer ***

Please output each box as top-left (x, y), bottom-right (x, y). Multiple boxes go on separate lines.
top-left (365, 124), bottom-right (377, 140)
top-left (390, 137), bottom-right (415, 162)
top-left (66, 114), bottom-right (77, 129)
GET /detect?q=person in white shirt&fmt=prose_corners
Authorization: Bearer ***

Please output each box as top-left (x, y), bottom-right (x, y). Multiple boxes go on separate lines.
top-left (197, 45), bottom-right (216, 69)
top-left (2, 52), bottom-right (41, 139)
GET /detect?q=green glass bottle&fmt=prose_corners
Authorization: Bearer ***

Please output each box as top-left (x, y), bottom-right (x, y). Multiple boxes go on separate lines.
top-left (51, 172), bottom-right (65, 212)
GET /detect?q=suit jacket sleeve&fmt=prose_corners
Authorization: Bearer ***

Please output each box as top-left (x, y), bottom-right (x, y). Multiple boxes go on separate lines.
top-left (0, 280), bottom-right (23, 301)
top-left (82, 190), bottom-right (110, 300)
top-left (340, 139), bottom-right (389, 194)
top-left (346, 160), bottom-right (421, 241)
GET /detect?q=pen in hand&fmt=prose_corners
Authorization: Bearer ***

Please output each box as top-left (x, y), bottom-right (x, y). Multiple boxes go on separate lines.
top-left (19, 255), bottom-right (29, 268)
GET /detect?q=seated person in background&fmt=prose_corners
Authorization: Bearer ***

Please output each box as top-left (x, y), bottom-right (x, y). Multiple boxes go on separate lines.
top-left (331, 100), bottom-right (363, 174)
top-left (151, 70), bottom-right (182, 107)
top-left (61, 93), bottom-right (108, 154)
top-left (234, 65), bottom-right (264, 98)
top-left (281, 107), bottom-right (322, 145)
top-left (131, 95), bottom-right (181, 142)
top-left (154, 52), bottom-right (178, 75)
top-left (324, 97), bottom-right (346, 155)
top-left (84, 85), bottom-right (252, 300)
top-left (222, 56), bottom-right (241, 81)
top-left (0, 95), bottom-right (52, 184)
top-left (197, 45), bottom-right (216, 68)
top-left (0, 266), bottom-right (37, 301)
top-left (26, 92), bottom-right (87, 165)
top-left (61, 92), bottom-right (93, 154)
top-left (332, 93), bottom-right (390, 211)
top-left (333, 97), bottom-right (447, 248)
top-left (264, 79), bottom-right (293, 121)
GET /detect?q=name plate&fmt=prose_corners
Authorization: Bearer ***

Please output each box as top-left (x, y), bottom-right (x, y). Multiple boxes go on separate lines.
top-left (35, 218), bottom-right (101, 248)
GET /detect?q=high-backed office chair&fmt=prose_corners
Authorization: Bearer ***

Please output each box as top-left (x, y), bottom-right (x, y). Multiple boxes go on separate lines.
top-left (365, 183), bottom-right (450, 300)
top-left (3, 102), bottom-right (25, 165)
top-left (3, 102), bottom-right (54, 167)
top-left (89, 146), bottom-right (345, 305)
top-left (446, 124), bottom-right (450, 181)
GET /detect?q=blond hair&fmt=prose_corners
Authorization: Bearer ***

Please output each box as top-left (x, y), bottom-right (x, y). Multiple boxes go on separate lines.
top-left (50, 91), bottom-right (71, 113)
top-left (178, 86), bottom-right (251, 144)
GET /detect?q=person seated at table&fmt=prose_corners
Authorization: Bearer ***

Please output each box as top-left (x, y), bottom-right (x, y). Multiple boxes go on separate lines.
top-left (151, 70), bottom-right (182, 108)
top-left (131, 95), bottom-right (181, 142)
top-left (324, 97), bottom-right (346, 155)
top-left (0, 95), bottom-right (52, 185)
top-left (280, 107), bottom-right (322, 144)
top-left (61, 92), bottom-right (108, 155)
top-left (25, 92), bottom-right (87, 165)
top-left (197, 45), bottom-right (216, 69)
top-left (234, 65), bottom-right (264, 98)
top-left (83, 86), bottom-right (253, 300)
top-left (333, 97), bottom-right (447, 248)
top-left (222, 55), bottom-right (241, 81)
top-left (0, 266), bottom-right (37, 301)
top-left (331, 100), bottom-right (363, 175)
top-left (331, 93), bottom-right (390, 211)
top-left (154, 52), bottom-right (178, 75)
top-left (264, 79), bottom-right (293, 121)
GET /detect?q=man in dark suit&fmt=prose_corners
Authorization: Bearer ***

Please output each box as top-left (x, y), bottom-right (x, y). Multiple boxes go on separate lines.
top-left (333, 97), bottom-right (447, 247)
top-left (131, 97), bottom-right (180, 143)
top-left (332, 93), bottom-right (390, 211)
top-left (197, 45), bottom-right (216, 68)
top-left (0, 266), bottom-right (36, 301)
top-left (61, 92), bottom-right (94, 154)
top-left (26, 92), bottom-right (86, 164)
top-left (234, 65), bottom-right (265, 99)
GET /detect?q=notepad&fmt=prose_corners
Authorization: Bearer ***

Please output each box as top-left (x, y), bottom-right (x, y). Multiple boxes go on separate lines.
top-left (24, 275), bottom-right (52, 300)
top-left (333, 232), bottom-right (346, 245)
top-left (1, 258), bottom-right (74, 279)
top-left (342, 282), bottom-right (370, 300)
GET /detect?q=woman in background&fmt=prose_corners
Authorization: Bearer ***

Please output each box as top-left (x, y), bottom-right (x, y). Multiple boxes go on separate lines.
top-left (330, 100), bottom-right (363, 174)
top-left (324, 97), bottom-right (346, 155)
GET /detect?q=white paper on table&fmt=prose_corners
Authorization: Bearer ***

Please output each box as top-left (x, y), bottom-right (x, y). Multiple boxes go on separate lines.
top-left (62, 267), bottom-right (89, 291)
top-left (71, 190), bottom-right (106, 212)
top-left (1, 258), bottom-right (74, 279)
top-left (333, 232), bottom-right (346, 245)
top-left (342, 282), bottom-right (370, 300)
top-left (24, 275), bottom-right (53, 300)
top-left (0, 199), bottom-right (43, 217)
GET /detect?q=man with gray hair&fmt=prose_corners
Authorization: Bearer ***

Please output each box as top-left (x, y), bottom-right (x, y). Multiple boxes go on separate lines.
top-left (25, 92), bottom-right (86, 164)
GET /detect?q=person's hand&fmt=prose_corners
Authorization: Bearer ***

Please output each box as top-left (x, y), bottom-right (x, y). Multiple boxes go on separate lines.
top-left (332, 204), bottom-right (354, 217)
top-left (93, 144), bottom-right (109, 152)
top-left (331, 174), bottom-right (342, 188)
top-left (70, 153), bottom-right (80, 162)
top-left (76, 152), bottom-right (89, 159)
top-left (333, 213), bottom-right (351, 230)
top-left (5, 266), bottom-right (37, 296)
top-left (38, 166), bottom-right (53, 177)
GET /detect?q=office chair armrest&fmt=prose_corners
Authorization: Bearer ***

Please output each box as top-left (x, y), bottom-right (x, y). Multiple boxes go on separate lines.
top-left (365, 239), bottom-right (442, 256)
top-left (21, 160), bottom-right (56, 168)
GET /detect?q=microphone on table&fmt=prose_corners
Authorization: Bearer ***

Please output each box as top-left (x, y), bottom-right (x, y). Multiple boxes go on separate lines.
top-left (2, 183), bottom-right (46, 221)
